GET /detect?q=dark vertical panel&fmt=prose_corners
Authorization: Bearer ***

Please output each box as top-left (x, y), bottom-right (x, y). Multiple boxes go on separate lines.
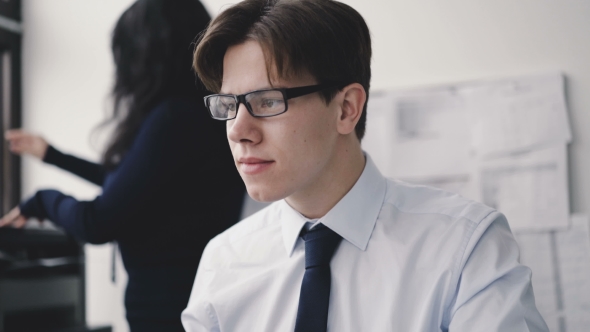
top-left (0, 0), bottom-right (21, 21)
top-left (0, 12), bottom-right (21, 216)
top-left (9, 31), bottom-right (21, 214)
top-left (0, 49), bottom-right (4, 215)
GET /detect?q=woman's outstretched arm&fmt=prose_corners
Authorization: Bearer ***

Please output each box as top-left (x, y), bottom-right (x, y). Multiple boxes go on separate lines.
top-left (1, 102), bottom-right (191, 243)
top-left (5, 129), bottom-right (106, 186)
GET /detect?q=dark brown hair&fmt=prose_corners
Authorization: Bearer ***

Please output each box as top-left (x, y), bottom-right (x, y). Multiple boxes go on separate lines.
top-left (102, 0), bottom-right (211, 168)
top-left (194, 0), bottom-right (371, 140)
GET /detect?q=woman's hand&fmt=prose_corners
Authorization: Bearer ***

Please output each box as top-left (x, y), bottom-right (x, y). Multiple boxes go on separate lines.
top-left (4, 129), bottom-right (49, 160)
top-left (0, 206), bottom-right (27, 228)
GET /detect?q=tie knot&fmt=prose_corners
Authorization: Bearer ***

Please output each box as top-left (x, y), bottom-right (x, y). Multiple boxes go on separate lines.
top-left (301, 224), bottom-right (343, 269)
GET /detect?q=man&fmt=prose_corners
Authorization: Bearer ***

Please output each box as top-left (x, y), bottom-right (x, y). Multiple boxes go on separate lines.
top-left (182, 0), bottom-right (549, 331)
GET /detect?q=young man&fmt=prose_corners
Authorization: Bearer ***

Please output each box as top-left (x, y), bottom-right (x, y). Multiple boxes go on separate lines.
top-left (182, 0), bottom-right (549, 331)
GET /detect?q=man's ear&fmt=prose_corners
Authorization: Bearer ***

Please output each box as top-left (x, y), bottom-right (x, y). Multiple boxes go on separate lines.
top-left (336, 83), bottom-right (366, 136)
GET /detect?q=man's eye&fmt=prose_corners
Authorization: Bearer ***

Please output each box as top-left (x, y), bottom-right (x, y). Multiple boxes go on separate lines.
top-left (221, 102), bottom-right (235, 111)
top-left (261, 99), bottom-right (283, 108)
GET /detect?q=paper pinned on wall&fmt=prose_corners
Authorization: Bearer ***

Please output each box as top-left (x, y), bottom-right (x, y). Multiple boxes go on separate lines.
top-left (514, 214), bottom-right (590, 332)
top-left (465, 73), bottom-right (571, 157)
top-left (363, 86), bottom-right (473, 180)
top-left (479, 144), bottom-right (569, 231)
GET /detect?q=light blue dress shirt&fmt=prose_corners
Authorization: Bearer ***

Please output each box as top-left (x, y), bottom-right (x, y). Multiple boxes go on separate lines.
top-left (182, 154), bottom-right (549, 331)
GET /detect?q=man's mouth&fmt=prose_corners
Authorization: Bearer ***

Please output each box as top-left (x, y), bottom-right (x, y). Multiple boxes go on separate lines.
top-left (238, 157), bottom-right (275, 175)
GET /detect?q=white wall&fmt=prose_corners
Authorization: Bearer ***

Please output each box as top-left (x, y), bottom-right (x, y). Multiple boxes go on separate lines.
top-left (21, 1), bottom-right (590, 331)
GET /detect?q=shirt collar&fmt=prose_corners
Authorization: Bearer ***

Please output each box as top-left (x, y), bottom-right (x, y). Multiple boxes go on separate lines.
top-left (281, 153), bottom-right (387, 256)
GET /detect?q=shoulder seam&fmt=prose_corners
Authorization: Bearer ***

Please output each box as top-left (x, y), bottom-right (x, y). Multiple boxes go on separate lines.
top-left (384, 179), bottom-right (495, 224)
top-left (383, 200), bottom-right (495, 225)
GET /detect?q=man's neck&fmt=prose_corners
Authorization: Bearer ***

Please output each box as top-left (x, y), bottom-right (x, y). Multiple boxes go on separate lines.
top-left (285, 143), bottom-right (366, 219)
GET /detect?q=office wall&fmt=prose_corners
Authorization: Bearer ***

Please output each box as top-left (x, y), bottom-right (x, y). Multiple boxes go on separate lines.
top-left (21, 1), bottom-right (590, 331)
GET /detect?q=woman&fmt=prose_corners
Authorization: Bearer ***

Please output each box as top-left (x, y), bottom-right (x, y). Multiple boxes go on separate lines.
top-left (0, 0), bottom-right (245, 330)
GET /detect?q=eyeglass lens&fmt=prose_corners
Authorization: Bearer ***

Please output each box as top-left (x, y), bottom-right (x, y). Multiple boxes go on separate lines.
top-left (208, 90), bottom-right (286, 119)
top-left (245, 90), bottom-right (285, 116)
top-left (208, 95), bottom-right (238, 119)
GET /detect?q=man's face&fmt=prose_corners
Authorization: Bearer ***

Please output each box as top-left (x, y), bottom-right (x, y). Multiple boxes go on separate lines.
top-left (222, 40), bottom-right (341, 203)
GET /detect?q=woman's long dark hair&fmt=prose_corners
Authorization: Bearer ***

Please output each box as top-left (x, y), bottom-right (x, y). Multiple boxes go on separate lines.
top-left (102, 0), bottom-right (211, 169)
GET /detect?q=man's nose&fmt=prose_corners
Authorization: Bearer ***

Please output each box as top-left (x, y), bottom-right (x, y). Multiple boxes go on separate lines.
top-left (227, 103), bottom-right (262, 144)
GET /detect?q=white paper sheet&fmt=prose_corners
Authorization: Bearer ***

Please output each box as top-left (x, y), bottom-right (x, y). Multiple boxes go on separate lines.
top-left (514, 214), bottom-right (590, 332)
top-left (479, 145), bottom-right (569, 231)
top-left (465, 73), bottom-right (571, 157)
top-left (363, 87), bottom-right (473, 179)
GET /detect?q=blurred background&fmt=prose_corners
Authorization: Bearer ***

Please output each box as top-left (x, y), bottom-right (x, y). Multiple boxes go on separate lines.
top-left (0, 0), bottom-right (589, 331)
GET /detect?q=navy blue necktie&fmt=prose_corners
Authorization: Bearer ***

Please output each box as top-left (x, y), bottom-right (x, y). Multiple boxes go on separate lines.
top-left (294, 223), bottom-right (343, 332)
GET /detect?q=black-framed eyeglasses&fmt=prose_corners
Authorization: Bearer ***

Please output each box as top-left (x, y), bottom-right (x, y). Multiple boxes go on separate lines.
top-left (203, 83), bottom-right (335, 121)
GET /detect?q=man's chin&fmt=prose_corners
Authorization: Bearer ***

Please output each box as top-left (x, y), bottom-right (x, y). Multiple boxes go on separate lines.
top-left (245, 184), bottom-right (287, 203)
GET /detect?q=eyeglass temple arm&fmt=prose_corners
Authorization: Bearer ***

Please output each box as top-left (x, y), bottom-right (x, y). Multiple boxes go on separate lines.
top-left (284, 83), bottom-right (334, 99)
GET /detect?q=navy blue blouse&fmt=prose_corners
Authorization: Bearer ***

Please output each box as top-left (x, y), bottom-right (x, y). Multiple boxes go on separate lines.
top-left (20, 97), bottom-right (245, 328)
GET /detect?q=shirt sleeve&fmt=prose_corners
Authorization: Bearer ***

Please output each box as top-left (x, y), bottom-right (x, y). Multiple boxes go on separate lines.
top-left (181, 241), bottom-right (221, 332)
top-left (43, 145), bottom-right (106, 186)
top-left (19, 103), bottom-right (188, 244)
top-left (446, 212), bottom-right (549, 332)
